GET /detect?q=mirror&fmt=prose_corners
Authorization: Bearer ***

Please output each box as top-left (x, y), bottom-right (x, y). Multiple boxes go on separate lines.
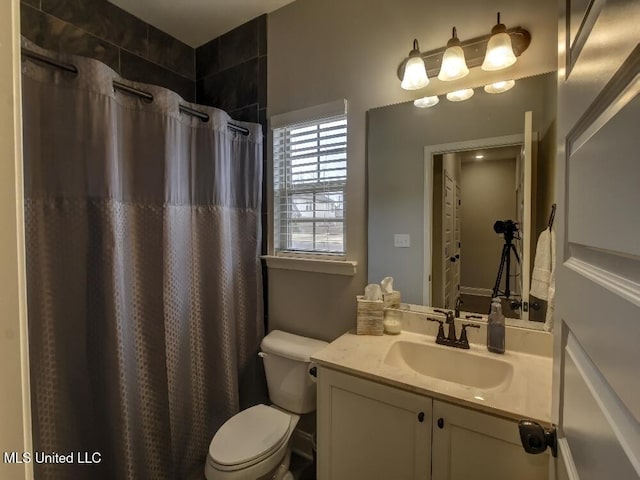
top-left (367, 71), bottom-right (556, 328)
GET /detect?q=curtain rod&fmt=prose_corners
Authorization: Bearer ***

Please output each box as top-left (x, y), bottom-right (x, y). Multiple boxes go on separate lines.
top-left (21, 47), bottom-right (250, 136)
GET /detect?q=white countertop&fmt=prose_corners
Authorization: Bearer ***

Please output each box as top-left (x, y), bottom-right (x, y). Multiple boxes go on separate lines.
top-left (311, 328), bottom-right (553, 425)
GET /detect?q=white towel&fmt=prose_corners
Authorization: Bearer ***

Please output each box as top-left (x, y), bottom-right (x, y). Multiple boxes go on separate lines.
top-left (530, 229), bottom-right (552, 300)
top-left (529, 228), bottom-right (556, 330)
top-left (545, 229), bottom-right (556, 331)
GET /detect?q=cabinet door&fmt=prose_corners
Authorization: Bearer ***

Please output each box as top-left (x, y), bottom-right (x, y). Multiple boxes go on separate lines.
top-left (432, 400), bottom-right (548, 480)
top-left (317, 367), bottom-right (432, 480)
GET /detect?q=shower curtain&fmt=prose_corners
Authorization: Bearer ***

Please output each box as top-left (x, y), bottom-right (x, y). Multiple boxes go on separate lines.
top-left (21, 40), bottom-right (265, 480)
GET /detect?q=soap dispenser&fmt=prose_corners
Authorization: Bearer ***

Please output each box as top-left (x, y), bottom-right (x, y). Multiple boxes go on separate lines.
top-left (487, 298), bottom-right (505, 354)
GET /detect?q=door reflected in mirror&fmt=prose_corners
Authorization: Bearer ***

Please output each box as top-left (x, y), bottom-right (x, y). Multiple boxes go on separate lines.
top-left (432, 144), bottom-right (525, 319)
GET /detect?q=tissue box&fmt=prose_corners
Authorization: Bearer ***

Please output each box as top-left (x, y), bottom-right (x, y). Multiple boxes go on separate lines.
top-left (382, 290), bottom-right (401, 308)
top-left (356, 296), bottom-right (384, 335)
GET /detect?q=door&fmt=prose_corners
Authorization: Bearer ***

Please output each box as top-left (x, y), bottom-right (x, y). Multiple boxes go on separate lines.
top-left (317, 367), bottom-right (432, 480)
top-left (519, 112), bottom-right (534, 320)
top-left (442, 168), bottom-right (460, 309)
top-left (0, 2), bottom-right (33, 480)
top-left (554, 1), bottom-right (640, 478)
top-left (453, 182), bottom-right (461, 307)
top-left (432, 401), bottom-right (548, 480)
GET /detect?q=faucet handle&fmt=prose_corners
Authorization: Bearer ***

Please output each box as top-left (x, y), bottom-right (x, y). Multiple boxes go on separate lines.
top-left (434, 309), bottom-right (454, 323)
top-left (458, 323), bottom-right (480, 349)
top-left (427, 317), bottom-right (446, 341)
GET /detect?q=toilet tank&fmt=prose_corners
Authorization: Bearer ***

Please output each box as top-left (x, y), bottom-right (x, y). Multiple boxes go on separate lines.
top-left (260, 330), bottom-right (328, 414)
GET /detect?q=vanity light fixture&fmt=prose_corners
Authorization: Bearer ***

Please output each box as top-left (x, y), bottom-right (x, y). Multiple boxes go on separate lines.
top-left (438, 27), bottom-right (469, 81)
top-left (413, 95), bottom-right (440, 108)
top-left (400, 39), bottom-right (430, 90)
top-left (484, 79), bottom-right (516, 94)
top-left (482, 13), bottom-right (518, 71)
top-left (396, 17), bottom-right (529, 90)
top-left (474, 154), bottom-right (485, 159)
top-left (446, 88), bottom-right (474, 102)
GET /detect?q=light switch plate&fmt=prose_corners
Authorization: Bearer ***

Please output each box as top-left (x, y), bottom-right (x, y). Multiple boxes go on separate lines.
top-left (394, 234), bottom-right (411, 248)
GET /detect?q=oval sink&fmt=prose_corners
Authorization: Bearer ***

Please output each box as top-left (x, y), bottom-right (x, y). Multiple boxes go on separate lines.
top-left (384, 340), bottom-right (513, 389)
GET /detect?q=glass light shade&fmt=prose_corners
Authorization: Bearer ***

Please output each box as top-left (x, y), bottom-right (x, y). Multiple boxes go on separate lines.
top-left (401, 56), bottom-right (430, 90)
top-left (484, 79), bottom-right (516, 94)
top-left (482, 32), bottom-right (517, 71)
top-left (446, 88), bottom-right (474, 102)
top-left (438, 46), bottom-right (469, 81)
top-left (413, 96), bottom-right (440, 108)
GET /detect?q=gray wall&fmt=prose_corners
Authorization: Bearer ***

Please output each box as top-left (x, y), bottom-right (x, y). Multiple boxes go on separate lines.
top-left (268, 0), bottom-right (556, 341)
top-left (368, 73), bottom-right (556, 305)
top-left (461, 158), bottom-right (517, 292)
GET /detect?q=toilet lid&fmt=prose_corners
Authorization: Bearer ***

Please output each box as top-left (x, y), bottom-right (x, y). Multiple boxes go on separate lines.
top-left (209, 404), bottom-right (291, 467)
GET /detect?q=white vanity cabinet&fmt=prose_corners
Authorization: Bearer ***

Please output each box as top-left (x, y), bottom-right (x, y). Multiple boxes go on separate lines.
top-left (317, 367), bottom-right (433, 480)
top-left (431, 400), bottom-right (548, 480)
top-left (317, 367), bottom-right (549, 480)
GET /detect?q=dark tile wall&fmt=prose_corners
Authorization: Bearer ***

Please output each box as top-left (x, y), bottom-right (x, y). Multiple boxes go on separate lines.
top-left (196, 15), bottom-right (267, 127)
top-left (20, 0), bottom-right (195, 101)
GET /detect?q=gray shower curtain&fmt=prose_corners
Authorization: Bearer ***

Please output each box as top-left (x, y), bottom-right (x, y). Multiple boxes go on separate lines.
top-left (22, 40), bottom-right (265, 480)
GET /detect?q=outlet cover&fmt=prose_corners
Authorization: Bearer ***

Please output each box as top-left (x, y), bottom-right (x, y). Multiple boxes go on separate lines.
top-left (394, 234), bottom-right (411, 248)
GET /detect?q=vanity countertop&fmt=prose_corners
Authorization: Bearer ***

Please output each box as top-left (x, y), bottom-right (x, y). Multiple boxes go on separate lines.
top-left (311, 328), bottom-right (552, 425)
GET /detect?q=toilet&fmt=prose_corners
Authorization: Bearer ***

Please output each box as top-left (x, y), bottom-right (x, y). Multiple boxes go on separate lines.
top-left (205, 330), bottom-right (328, 480)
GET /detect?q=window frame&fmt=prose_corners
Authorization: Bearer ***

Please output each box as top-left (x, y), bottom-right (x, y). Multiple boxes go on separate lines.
top-left (271, 100), bottom-right (348, 260)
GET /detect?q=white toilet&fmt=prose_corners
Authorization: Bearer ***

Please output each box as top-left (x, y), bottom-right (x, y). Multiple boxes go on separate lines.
top-left (205, 330), bottom-right (328, 480)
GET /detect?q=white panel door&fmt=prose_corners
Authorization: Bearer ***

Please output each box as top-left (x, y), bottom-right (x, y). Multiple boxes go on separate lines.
top-left (453, 182), bottom-right (461, 305)
top-left (443, 170), bottom-right (454, 309)
top-left (554, 0), bottom-right (640, 478)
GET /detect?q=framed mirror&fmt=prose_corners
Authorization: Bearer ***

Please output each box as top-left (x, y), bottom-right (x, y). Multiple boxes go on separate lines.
top-left (367, 71), bottom-right (556, 327)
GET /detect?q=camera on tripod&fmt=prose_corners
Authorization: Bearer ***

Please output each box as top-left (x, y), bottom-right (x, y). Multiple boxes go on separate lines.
top-left (493, 219), bottom-right (519, 239)
top-left (491, 219), bottom-right (521, 302)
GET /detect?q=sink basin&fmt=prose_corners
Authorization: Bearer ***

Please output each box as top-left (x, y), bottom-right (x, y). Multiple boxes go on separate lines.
top-left (384, 340), bottom-right (513, 389)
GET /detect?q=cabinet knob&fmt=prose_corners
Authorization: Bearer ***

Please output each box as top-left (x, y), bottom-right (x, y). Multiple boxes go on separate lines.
top-left (437, 417), bottom-right (444, 429)
top-left (417, 412), bottom-right (425, 423)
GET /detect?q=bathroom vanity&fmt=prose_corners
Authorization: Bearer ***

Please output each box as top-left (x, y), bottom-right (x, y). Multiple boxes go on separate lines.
top-left (312, 311), bottom-right (552, 480)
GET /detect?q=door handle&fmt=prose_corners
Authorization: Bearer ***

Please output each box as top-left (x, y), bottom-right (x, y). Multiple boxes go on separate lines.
top-left (518, 420), bottom-right (557, 457)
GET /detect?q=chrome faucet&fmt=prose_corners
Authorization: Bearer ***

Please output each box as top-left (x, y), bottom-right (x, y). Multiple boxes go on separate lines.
top-left (428, 309), bottom-right (480, 349)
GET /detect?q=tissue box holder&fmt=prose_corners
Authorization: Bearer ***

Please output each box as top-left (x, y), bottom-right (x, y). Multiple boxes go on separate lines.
top-left (382, 290), bottom-right (401, 308)
top-left (356, 296), bottom-right (384, 335)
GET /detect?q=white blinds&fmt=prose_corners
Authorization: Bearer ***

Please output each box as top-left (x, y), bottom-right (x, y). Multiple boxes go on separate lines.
top-left (273, 113), bottom-right (347, 254)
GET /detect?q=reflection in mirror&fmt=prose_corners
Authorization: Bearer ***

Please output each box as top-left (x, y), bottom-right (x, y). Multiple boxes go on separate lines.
top-left (432, 145), bottom-right (526, 319)
top-left (367, 72), bottom-right (557, 329)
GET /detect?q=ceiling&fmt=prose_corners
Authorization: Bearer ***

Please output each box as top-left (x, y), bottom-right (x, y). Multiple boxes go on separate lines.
top-left (110, 0), bottom-right (296, 47)
top-left (460, 145), bottom-right (522, 163)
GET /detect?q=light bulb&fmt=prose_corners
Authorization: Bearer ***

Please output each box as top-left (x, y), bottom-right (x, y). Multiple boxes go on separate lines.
top-left (413, 96), bottom-right (439, 108)
top-left (401, 56), bottom-right (430, 90)
top-left (446, 88), bottom-right (474, 102)
top-left (401, 39), bottom-right (430, 90)
top-left (482, 13), bottom-right (517, 71)
top-left (484, 79), bottom-right (516, 93)
top-left (438, 28), bottom-right (469, 81)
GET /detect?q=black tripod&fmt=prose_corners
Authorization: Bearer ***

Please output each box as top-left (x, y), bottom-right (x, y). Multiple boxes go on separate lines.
top-left (491, 225), bottom-right (520, 299)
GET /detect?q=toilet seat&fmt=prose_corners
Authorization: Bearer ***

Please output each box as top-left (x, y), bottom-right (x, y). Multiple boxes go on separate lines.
top-left (209, 404), bottom-right (293, 471)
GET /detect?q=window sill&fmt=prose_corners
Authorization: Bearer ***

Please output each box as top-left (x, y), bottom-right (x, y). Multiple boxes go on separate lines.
top-left (262, 255), bottom-right (358, 276)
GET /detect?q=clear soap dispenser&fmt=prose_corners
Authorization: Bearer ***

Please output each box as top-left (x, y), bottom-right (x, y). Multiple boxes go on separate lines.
top-left (487, 298), bottom-right (505, 354)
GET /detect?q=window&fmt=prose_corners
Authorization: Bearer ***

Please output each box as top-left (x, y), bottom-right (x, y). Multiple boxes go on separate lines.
top-left (272, 102), bottom-right (347, 256)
